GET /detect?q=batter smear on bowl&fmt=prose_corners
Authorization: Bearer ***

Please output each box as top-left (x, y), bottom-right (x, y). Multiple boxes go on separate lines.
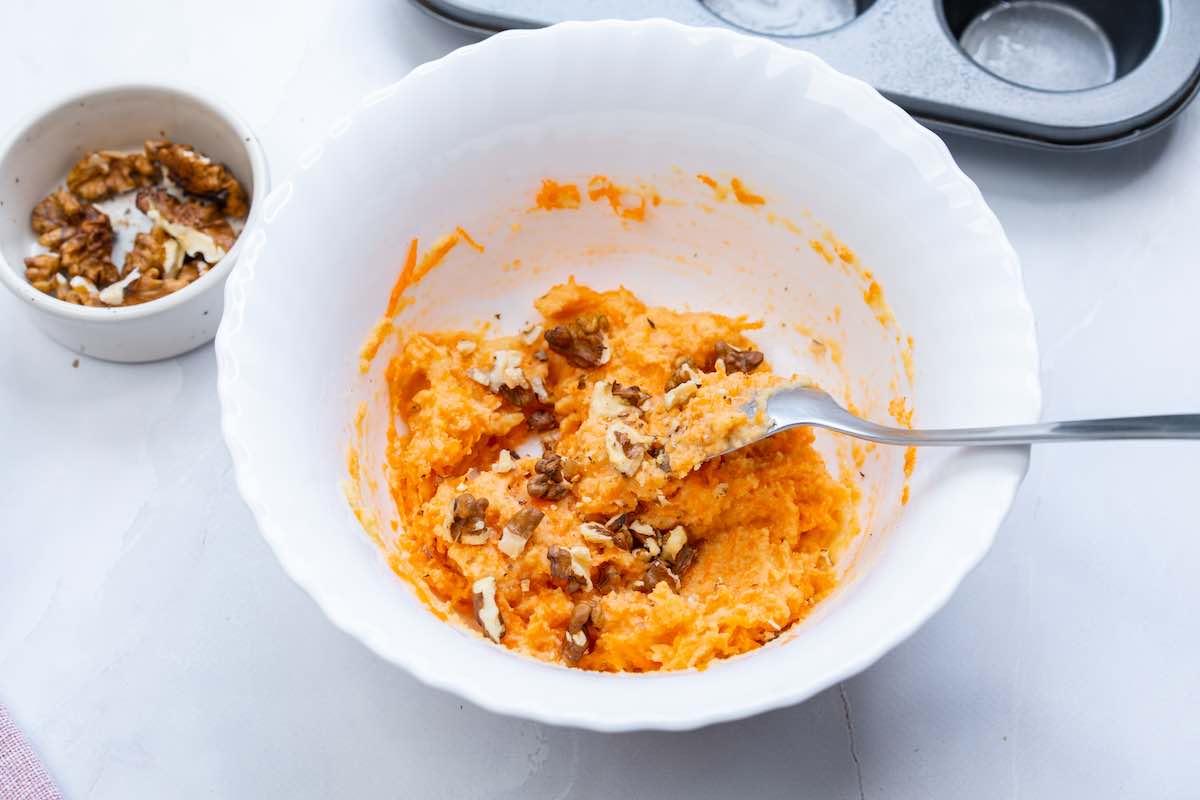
top-left (378, 281), bottom-right (857, 671)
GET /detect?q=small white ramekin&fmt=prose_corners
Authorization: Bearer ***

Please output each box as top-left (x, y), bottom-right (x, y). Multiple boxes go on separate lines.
top-left (0, 84), bottom-right (269, 362)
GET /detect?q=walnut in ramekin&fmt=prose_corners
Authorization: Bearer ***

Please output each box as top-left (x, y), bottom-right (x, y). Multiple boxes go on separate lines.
top-left (23, 139), bottom-right (248, 308)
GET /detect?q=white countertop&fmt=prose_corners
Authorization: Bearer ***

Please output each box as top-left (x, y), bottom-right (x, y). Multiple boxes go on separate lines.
top-left (3, 2), bottom-right (1198, 797)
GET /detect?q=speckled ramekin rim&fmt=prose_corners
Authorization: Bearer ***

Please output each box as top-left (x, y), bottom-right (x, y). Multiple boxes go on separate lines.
top-left (0, 82), bottom-right (270, 321)
top-left (216, 19), bottom-right (1042, 731)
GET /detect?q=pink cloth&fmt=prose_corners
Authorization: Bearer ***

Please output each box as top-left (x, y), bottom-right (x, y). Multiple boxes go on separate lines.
top-left (0, 706), bottom-right (61, 800)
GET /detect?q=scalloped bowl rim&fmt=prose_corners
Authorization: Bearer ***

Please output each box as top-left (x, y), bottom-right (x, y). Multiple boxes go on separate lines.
top-left (215, 19), bottom-right (1041, 731)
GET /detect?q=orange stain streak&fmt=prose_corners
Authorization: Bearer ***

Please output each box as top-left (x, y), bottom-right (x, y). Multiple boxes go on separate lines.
top-left (901, 447), bottom-right (916, 505)
top-left (385, 238), bottom-right (419, 318)
top-left (588, 175), bottom-right (648, 221)
top-left (455, 225), bottom-right (484, 253)
top-left (730, 177), bottom-right (765, 206)
top-left (809, 240), bottom-right (834, 264)
top-left (696, 173), bottom-right (728, 201)
top-left (358, 319), bottom-right (393, 373)
top-left (535, 179), bottom-right (581, 210)
top-left (888, 396), bottom-right (913, 428)
top-left (416, 233), bottom-right (461, 281)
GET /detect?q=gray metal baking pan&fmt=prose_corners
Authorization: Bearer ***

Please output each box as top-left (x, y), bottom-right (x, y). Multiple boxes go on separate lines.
top-left (409, 0), bottom-right (1200, 150)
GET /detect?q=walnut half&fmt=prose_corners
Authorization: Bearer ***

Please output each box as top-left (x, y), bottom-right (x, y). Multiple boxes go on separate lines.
top-left (66, 150), bottom-right (160, 202)
top-left (136, 188), bottom-right (235, 262)
top-left (145, 140), bottom-right (249, 218)
top-left (29, 190), bottom-right (118, 285)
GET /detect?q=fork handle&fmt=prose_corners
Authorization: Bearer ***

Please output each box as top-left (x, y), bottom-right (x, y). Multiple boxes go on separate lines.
top-left (814, 413), bottom-right (1200, 446)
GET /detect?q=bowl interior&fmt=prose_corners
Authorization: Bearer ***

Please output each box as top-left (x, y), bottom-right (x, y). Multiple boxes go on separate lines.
top-left (218, 21), bottom-right (1039, 730)
top-left (0, 86), bottom-right (257, 294)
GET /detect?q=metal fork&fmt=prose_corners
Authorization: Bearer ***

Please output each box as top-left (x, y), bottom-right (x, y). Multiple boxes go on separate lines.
top-left (730, 384), bottom-right (1200, 450)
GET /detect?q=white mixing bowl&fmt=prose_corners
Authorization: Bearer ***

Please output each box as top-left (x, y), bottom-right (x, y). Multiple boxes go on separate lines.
top-left (216, 19), bottom-right (1040, 731)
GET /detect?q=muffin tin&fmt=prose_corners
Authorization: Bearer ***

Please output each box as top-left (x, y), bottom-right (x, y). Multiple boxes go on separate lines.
top-left (410, 0), bottom-right (1200, 150)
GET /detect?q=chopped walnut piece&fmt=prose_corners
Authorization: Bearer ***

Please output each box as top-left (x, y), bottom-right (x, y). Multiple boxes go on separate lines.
top-left (605, 513), bottom-right (634, 551)
top-left (559, 456), bottom-right (581, 482)
top-left (563, 600), bottom-right (594, 664)
top-left (568, 600), bottom-right (594, 632)
top-left (468, 349), bottom-right (525, 393)
top-left (497, 506), bottom-right (544, 559)
top-left (526, 409), bottom-right (558, 432)
top-left (66, 150), bottom-right (159, 201)
top-left (637, 559), bottom-right (681, 593)
top-left (579, 520), bottom-right (633, 551)
top-left (527, 472), bottom-right (564, 500)
top-left (611, 382), bottom-right (650, 408)
top-left (664, 377), bottom-right (699, 410)
top-left (527, 452), bottom-right (571, 500)
top-left (713, 341), bottom-right (764, 374)
top-left (468, 350), bottom-right (554, 429)
top-left (594, 563), bottom-right (622, 594)
top-left (629, 520), bottom-right (661, 557)
top-left (563, 629), bottom-right (588, 664)
top-left (546, 544), bottom-right (592, 592)
top-left (661, 526), bottom-right (688, 562)
top-left (472, 576), bottom-right (505, 643)
top-left (547, 544), bottom-right (573, 581)
top-left (604, 421), bottom-right (652, 477)
top-left (566, 546), bottom-right (593, 591)
top-left (447, 493), bottom-right (490, 544)
top-left (497, 384), bottom-right (537, 408)
top-left (530, 375), bottom-right (550, 403)
top-left (589, 380), bottom-right (644, 419)
top-left (674, 544), bottom-right (698, 578)
top-left (647, 441), bottom-right (672, 474)
top-left (145, 140), bottom-right (249, 218)
top-left (492, 449), bottom-right (518, 473)
top-left (665, 357), bottom-right (701, 392)
top-left (578, 522), bottom-right (613, 545)
top-left (544, 314), bottom-right (611, 368)
top-left (136, 187), bottom-right (235, 262)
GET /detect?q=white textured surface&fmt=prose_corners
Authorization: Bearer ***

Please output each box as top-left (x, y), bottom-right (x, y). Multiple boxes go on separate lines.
top-left (1, 0), bottom-right (1198, 796)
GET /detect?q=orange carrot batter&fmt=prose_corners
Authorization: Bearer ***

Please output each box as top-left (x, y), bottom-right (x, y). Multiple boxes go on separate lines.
top-left (378, 282), bottom-right (856, 671)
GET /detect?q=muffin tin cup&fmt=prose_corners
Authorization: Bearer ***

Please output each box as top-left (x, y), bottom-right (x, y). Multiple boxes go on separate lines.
top-left (410, 0), bottom-right (1200, 150)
